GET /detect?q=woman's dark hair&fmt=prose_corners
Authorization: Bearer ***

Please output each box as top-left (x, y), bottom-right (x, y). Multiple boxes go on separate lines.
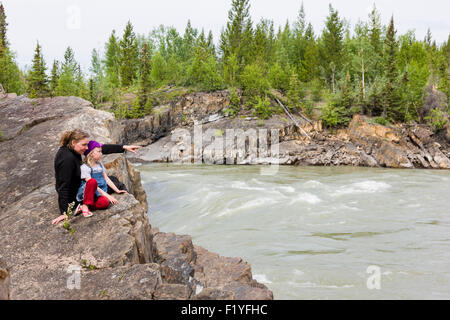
top-left (59, 129), bottom-right (89, 149)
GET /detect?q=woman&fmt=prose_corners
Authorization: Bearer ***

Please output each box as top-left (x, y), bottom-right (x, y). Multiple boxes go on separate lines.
top-left (52, 129), bottom-right (140, 225)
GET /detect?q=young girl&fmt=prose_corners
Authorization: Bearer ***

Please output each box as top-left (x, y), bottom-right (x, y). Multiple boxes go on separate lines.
top-left (76, 140), bottom-right (127, 217)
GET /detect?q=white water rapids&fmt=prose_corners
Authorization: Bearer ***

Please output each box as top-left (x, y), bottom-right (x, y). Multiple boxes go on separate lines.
top-left (138, 164), bottom-right (450, 299)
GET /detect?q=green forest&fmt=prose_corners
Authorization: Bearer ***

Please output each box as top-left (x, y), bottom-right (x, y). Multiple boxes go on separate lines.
top-left (0, 1), bottom-right (449, 130)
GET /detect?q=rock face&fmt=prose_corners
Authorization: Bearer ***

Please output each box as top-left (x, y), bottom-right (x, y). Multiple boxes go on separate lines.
top-left (0, 258), bottom-right (10, 300)
top-left (151, 231), bottom-right (273, 300)
top-left (0, 95), bottom-right (273, 300)
top-left (122, 92), bottom-right (449, 169)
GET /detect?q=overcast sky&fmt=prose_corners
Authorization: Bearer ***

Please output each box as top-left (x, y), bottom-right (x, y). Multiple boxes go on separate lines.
top-left (2, 0), bottom-right (449, 73)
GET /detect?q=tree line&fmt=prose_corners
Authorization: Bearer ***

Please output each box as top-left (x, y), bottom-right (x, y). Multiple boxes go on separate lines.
top-left (0, 1), bottom-right (449, 128)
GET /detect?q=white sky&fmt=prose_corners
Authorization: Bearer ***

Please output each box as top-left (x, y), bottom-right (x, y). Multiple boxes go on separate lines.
top-left (2, 0), bottom-right (449, 74)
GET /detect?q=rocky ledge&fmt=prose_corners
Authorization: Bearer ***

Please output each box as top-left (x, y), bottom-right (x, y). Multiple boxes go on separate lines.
top-left (0, 95), bottom-right (273, 300)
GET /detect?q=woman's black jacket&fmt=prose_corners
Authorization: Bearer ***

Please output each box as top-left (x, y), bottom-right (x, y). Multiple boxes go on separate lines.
top-left (54, 144), bottom-right (124, 214)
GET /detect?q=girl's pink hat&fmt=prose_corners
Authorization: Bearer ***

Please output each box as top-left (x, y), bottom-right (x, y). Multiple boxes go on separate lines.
top-left (84, 140), bottom-right (103, 156)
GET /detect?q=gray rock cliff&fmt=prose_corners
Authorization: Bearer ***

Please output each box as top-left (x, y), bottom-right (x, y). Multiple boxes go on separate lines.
top-left (0, 95), bottom-right (273, 300)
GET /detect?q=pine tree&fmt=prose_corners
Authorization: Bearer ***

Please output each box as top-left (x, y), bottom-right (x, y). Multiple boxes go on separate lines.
top-left (88, 77), bottom-right (96, 107)
top-left (424, 28), bottom-right (432, 48)
top-left (301, 23), bottom-right (318, 82)
top-left (320, 4), bottom-right (345, 92)
top-left (251, 19), bottom-right (275, 65)
top-left (55, 47), bottom-right (78, 96)
top-left (119, 21), bottom-right (139, 87)
top-left (104, 30), bottom-right (120, 88)
top-left (138, 42), bottom-right (152, 106)
top-left (0, 3), bottom-right (8, 53)
top-left (0, 4), bottom-right (24, 94)
top-left (368, 5), bottom-right (382, 57)
top-left (27, 42), bottom-right (49, 98)
top-left (49, 60), bottom-right (59, 97)
top-left (207, 31), bottom-right (216, 57)
top-left (219, 0), bottom-right (253, 77)
top-left (292, 3), bottom-right (308, 76)
top-left (383, 16), bottom-right (399, 119)
top-left (75, 63), bottom-right (87, 99)
top-left (188, 30), bottom-right (223, 91)
top-left (181, 20), bottom-right (198, 62)
top-left (286, 72), bottom-right (304, 110)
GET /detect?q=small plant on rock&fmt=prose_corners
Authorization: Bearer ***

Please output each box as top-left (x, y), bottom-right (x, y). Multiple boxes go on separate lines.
top-left (62, 202), bottom-right (75, 235)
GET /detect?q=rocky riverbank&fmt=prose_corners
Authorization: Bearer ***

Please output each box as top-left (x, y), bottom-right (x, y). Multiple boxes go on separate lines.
top-left (119, 90), bottom-right (450, 169)
top-left (0, 95), bottom-right (273, 300)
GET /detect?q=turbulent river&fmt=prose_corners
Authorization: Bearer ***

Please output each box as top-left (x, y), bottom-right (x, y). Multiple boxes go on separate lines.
top-left (137, 163), bottom-right (450, 299)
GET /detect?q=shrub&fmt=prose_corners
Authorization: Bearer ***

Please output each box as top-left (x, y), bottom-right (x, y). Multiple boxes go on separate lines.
top-left (240, 63), bottom-right (270, 99)
top-left (252, 96), bottom-right (273, 120)
top-left (425, 108), bottom-right (449, 133)
top-left (223, 87), bottom-right (241, 117)
top-left (321, 103), bottom-right (341, 127)
top-left (268, 63), bottom-right (290, 92)
top-left (188, 55), bottom-right (223, 92)
top-left (372, 116), bottom-right (389, 126)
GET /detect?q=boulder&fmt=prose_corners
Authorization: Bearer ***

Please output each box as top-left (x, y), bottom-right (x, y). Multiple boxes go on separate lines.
top-left (0, 96), bottom-right (273, 300)
top-left (151, 231), bottom-right (273, 300)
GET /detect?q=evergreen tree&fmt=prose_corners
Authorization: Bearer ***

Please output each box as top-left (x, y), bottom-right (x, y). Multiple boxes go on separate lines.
top-left (424, 28), bottom-right (432, 48)
top-left (49, 60), bottom-right (59, 97)
top-left (0, 2), bottom-right (8, 52)
top-left (322, 71), bottom-right (354, 127)
top-left (181, 20), bottom-right (198, 62)
top-left (0, 4), bottom-right (24, 94)
top-left (55, 47), bottom-right (78, 96)
top-left (138, 42), bottom-right (152, 106)
top-left (206, 31), bottom-right (216, 57)
top-left (0, 47), bottom-right (24, 94)
top-left (383, 16), bottom-right (400, 119)
top-left (119, 21), bottom-right (139, 87)
top-left (88, 77), bottom-right (96, 106)
top-left (368, 4), bottom-right (383, 71)
top-left (27, 42), bottom-right (49, 98)
top-left (75, 63), bottom-right (87, 99)
top-left (219, 0), bottom-right (253, 78)
top-left (240, 63), bottom-right (270, 100)
top-left (286, 72), bottom-right (305, 110)
top-left (188, 30), bottom-right (223, 91)
top-left (291, 3), bottom-right (308, 76)
top-left (320, 4), bottom-right (345, 92)
top-left (251, 19), bottom-right (275, 65)
top-left (275, 21), bottom-right (292, 71)
top-left (104, 30), bottom-right (120, 88)
top-left (301, 23), bottom-right (319, 82)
